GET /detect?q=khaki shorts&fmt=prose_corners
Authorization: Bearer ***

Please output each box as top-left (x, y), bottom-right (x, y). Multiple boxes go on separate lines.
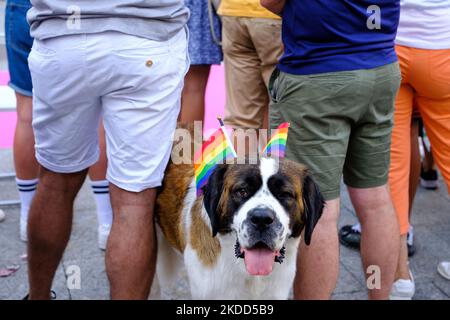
top-left (222, 16), bottom-right (283, 129)
top-left (269, 63), bottom-right (401, 200)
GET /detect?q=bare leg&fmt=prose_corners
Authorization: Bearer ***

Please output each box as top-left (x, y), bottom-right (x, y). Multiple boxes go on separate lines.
top-left (13, 93), bottom-right (39, 179)
top-left (348, 185), bottom-right (400, 300)
top-left (28, 167), bottom-right (87, 300)
top-left (179, 65), bottom-right (211, 125)
top-left (106, 184), bottom-right (157, 300)
top-left (395, 235), bottom-right (410, 280)
top-left (294, 198), bottom-right (340, 300)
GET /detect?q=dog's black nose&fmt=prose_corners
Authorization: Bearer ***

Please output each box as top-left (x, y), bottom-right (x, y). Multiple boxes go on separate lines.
top-left (249, 208), bottom-right (275, 230)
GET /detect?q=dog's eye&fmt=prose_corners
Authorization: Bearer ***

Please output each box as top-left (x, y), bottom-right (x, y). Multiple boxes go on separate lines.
top-left (280, 192), bottom-right (294, 199)
top-left (235, 188), bottom-right (249, 198)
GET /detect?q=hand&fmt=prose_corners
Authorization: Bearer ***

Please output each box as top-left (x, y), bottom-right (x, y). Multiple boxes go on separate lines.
top-left (260, 0), bottom-right (286, 15)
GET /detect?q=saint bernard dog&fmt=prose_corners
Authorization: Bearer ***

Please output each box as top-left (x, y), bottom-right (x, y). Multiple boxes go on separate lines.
top-left (154, 137), bottom-right (325, 300)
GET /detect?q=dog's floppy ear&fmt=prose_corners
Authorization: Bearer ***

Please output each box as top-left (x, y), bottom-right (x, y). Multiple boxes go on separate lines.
top-left (302, 173), bottom-right (325, 245)
top-left (202, 165), bottom-right (228, 237)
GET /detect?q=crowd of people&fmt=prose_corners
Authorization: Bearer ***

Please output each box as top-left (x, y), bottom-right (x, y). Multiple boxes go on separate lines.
top-left (1, 0), bottom-right (449, 300)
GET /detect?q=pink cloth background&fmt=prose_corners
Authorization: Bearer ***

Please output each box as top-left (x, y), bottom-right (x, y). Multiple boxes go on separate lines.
top-left (0, 71), bottom-right (15, 149)
top-left (0, 65), bottom-right (226, 149)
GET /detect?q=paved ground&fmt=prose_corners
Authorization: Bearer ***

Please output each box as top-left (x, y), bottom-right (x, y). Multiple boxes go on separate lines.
top-left (1, 148), bottom-right (449, 300)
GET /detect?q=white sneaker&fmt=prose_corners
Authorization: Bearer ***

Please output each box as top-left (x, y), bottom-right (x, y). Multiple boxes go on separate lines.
top-left (437, 261), bottom-right (450, 280)
top-left (390, 271), bottom-right (415, 300)
top-left (20, 217), bottom-right (28, 242)
top-left (0, 209), bottom-right (5, 223)
top-left (98, 224), bottom-right (111, 251)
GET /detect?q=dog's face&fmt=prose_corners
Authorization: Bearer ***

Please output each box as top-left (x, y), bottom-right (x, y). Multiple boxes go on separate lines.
top-left (202, 157), bottom-right (324, 276)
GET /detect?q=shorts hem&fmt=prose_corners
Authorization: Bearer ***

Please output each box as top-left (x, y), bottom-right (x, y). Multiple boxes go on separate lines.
top-left (8, 82), bottom-right (33, 97)
top-left (107, 175), bottom-right (163, 193)
top-left (223, 119), bottom-right (263, 130)
top-left (189, 61), bottom-right (222, 66)
top-left (36, 152), bottom-right (99, 174)
top-left (321, 190), bottom-right (340, 201)
top-left (344, 178), bottom-right (388, 190)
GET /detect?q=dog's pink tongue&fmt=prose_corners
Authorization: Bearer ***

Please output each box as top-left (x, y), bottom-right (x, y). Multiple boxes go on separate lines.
top-left (243, 248), bottom-right (276, 276)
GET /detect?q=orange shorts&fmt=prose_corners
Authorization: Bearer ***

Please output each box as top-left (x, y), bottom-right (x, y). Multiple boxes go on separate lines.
top-left (389, 45), bottom-right (450, 235)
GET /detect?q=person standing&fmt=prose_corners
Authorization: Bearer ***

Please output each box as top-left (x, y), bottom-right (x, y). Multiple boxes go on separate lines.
top-left (5, 0), bottom-right (39, 242)
top-left (219, 0), bottom-right (283, 132)
top-left (387, 0), bottom-right (450, 298)
top-left (26, 0), bottom-right (189, 299)
top-left (262, 0), bottom-right (401, 299)
top-left (179, 0), bottom-right (222, 126)
top-left (5, 0), bottom-right (112, 249)
top-left (338, 0), bottom-right (450, 299)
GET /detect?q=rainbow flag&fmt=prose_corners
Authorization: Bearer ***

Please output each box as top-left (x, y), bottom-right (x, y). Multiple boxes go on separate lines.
top-left (262, 122), bottom-right (290, 157)
top-left (194, 127), bottom-right (236, 196)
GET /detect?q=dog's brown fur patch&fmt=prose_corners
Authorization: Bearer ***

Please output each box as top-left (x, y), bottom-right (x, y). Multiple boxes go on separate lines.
top-left (155, 123), bottom-right (200, 253)
top-left (190, 198), bottom-right (221, 267)
top-left (279, 160), bottom-right (308, 229)
top-left (155, 163), bottom-right (193, 252)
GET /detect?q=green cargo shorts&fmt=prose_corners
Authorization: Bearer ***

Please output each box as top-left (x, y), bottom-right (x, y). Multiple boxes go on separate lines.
top-left (269, 63), bottom-right (401, 200)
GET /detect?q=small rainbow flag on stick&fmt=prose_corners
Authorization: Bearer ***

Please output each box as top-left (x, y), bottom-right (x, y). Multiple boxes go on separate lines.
top-left (261, 122), bottom-right (290, 157)
top-left (194, 117), bottom-right (237, 196)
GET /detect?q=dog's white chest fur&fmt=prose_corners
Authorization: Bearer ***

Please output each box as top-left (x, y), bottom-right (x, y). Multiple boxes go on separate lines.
top-left (183, 234), bottom-right (299, 300)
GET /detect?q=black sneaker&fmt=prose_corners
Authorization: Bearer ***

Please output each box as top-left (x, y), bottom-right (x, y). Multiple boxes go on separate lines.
top-left (339, 224), bottom-right (361, 250)
top-left (340, 224), bottom-right (416, 258)
top-left (407, 227), bottom-right (415, 258)
top-left (420, 167), bottom-right (439, 190)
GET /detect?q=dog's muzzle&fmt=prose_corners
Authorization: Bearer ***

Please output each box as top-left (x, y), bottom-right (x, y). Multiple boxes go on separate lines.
top-left (244, 207), bottom-right (283, 249)
top-left (235, 207), bottom-right (286, 276)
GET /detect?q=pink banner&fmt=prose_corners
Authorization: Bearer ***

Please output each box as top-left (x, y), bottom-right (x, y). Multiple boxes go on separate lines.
top-left (0, 65), bottom-right (226, 149)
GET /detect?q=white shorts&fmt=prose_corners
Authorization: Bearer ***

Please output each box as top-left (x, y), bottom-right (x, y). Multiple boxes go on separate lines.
top-left (29, 29), bottom-right (189, 192)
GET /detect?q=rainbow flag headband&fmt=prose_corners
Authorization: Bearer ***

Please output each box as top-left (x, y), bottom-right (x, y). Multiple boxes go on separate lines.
top-left (261, 122), bottom-right (290, 158)
top-left (194, 119), bottom-right (290, 196)
top-left (194, 117), bottom-right (237, 196)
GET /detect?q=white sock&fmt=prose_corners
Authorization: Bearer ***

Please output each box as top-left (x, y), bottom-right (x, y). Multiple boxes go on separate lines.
top-left (16, 178), bottom-right (39, 222)
top-left (90, 180), bottom-right (113, 227)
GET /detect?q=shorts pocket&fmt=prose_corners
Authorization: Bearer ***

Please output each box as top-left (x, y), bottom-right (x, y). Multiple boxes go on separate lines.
top-left (28, 42), bottom-right (58, 73)
top-left (269, 68), bottom-right (289, 104)
top-left (307, 71), bottom-right (357, 94)
top-left (28, 41), bottom-right (61, 97)
top-left (253, 18), bottom-right (282, 45)
top-left (375, 64), bottom-right (401, 117)
top-left (112, 38), bottom-right (170, 60)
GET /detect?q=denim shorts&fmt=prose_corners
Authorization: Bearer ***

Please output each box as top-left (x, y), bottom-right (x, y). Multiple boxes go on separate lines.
top-left (5, 0), bottom-right (33, 97)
